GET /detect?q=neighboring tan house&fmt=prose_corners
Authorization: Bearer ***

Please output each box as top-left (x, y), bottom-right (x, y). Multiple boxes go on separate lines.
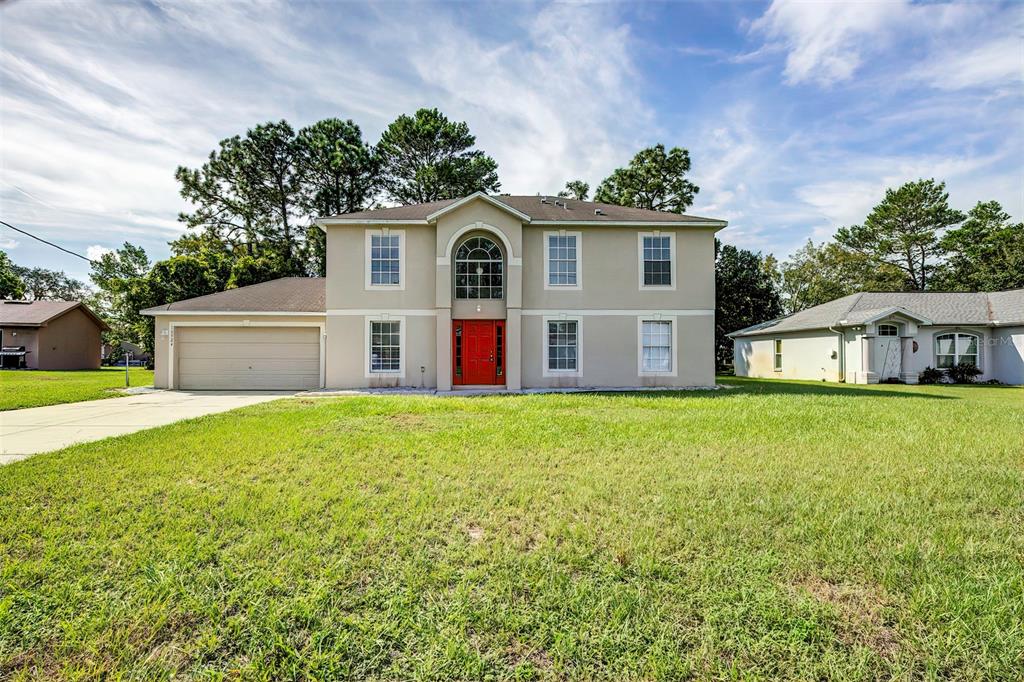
top-left (729, 290), bottom-right (1024, 385)
top-left (142, 192), bottom-right (727, 390)
top-left (0, 300), bottom-right (109, 370)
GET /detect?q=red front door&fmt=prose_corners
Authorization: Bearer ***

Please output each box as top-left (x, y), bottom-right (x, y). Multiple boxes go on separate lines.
top-left (453, 320), bottom-right (505, 385)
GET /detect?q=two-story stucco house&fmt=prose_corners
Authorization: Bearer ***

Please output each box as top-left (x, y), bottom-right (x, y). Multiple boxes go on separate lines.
top-left (143, 193), bottom-right (726, 391)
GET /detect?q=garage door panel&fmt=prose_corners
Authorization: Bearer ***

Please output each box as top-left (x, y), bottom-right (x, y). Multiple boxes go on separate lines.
top-left (176, 341), bottom-right (320, 360)
top-left (176, 326), bottom-right (321, 390)
top-left (178, 358), bottom-right (320, 374)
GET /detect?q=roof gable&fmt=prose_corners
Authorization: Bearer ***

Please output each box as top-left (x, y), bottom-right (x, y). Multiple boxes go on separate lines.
top-left (0, 300), bottom-right (109, 331)
top-left (425, 192), bottom-right (532, 223)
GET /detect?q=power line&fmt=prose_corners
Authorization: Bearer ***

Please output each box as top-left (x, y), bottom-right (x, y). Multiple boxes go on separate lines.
top-left (0, 219), bottom-right (95, 264)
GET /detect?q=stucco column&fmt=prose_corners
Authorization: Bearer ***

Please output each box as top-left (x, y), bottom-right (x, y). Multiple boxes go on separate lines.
top-left (900, 336), bottom-right (917, 383)
top-left (436, 307), bottom-right (452, 391)
top-left (505, 308), bottom-right (522, 390)
top-left (860, 335), bottom-right (877, 384)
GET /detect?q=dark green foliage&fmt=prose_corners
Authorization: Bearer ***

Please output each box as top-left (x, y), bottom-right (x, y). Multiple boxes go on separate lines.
top-left (558, 180), bottom-right (590, 201)
top-left (945, 362), bottom-right (983, 384)
top-left (918, 366), bottom-right (943, 384)
top-left (715, 241), bottom-right (783, 367)
top-left (377, 108), bottom-right (500, 205)
top-left (0, 250), bottom-right (25, 299)
top-left (933, 201), bottom-right (1024, 291)
top-left (594, 144), bottom-right (699, 213)
top-left (834, 179), bottom-right (964, 290)
top-left (9, 264), bottom-right (88, 301)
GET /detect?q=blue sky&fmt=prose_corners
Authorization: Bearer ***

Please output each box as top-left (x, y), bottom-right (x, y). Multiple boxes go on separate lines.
top-left (1, 0), bottom-right (1021, 284)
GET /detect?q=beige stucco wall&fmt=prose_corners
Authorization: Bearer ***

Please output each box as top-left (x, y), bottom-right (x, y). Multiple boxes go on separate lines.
top-left (1, 327), bottom-right (39, 369)
top-left (734, 330), bottom-right (841, 381)
top-left (151, 314), bottom-right (326, 389)
top-left (522, 313), bottom-right (714, 388)
top-left (20, 309), bottom-right (103, 370)
top-left (325, 313), bottom-right (436, 389)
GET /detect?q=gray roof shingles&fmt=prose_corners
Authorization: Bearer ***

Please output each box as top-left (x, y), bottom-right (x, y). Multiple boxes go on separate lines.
top-left (731, 289), bottom-right (1024, 337)
top-left (324, 195), bottom-right (724, 225)
top-left (1, 300), bottom-right (109, 330)
top-left (141, 277), bottom-right (326, 314)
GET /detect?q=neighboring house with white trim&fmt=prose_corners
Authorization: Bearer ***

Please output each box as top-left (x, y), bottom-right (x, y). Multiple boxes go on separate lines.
top-left (729, 290), bottom-right (1024, 385)
top-left (142, 192), bottom-right (726, 390)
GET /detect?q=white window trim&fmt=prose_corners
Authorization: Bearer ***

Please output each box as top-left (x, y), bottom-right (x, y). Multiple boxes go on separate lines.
top-left (637, 231), bottom-right (676, 291)
top-left (364, 228), bottom-right (405, 291)
top-left (542, 315), bottom-right (583, 378)
top-left (877, 323), bottom-right (898, 337)
top-left (364, 314), bottom-right (406, 378)
top-left (543, 230), bottom-right (583, 291)
top-left (773, 338), bottom-right (783, 372)
top-left (636, 316), bottom-right (678, 377)
top-left (934, 331), bottom-right (980, 368)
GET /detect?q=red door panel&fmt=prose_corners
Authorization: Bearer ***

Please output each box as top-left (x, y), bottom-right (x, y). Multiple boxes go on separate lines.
top-left (453, 320), bottom-right (505, 385)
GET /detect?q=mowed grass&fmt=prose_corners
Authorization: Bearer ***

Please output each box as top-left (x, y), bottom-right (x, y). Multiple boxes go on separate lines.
top-left (0, 367), bottom-right (154, 411)
top-left (1, 379), bottom-right (1022, 680)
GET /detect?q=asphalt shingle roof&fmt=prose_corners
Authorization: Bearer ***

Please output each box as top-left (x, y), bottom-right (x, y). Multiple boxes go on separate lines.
top-left (730, 289), bottom-right (1024, 337)
top-left (140, 278), bottom-right (326, 314)
top-left (1, 300), bottom-right (109, 330)
top-left (324, 195), bottom-right (724, 225)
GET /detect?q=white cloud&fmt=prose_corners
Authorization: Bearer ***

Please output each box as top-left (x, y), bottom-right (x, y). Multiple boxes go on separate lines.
top-left (0, 237), bottom-right (18, 249)
top-left (86, 245), bottom-right (113, 261)
top-left (751, 0), bottom-right (1020, 90)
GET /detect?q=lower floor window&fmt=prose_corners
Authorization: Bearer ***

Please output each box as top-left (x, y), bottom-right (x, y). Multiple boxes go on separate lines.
top-left (370, 320), bottom-right (401, 372)
top-left (641, 320), bottom-right (672, 372)
top-left (935, 332), bottom-right (978, 368)
top-left (547, 320), bottom-right (578, 372)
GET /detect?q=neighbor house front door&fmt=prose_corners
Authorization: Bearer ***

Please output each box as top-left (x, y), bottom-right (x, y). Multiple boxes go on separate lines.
top-left (453, 320), bottom-right (505, 385)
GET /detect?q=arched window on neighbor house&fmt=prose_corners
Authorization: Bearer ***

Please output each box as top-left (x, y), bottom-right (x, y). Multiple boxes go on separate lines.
top-left (935, 332), bottom-right (979, 368)
top-left (455, 236), bottom-right (503, 299)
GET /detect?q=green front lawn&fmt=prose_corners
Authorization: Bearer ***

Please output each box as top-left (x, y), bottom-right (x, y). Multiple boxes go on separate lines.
top-left (1, 378), bottom-right (1021, 679)
top-left (0, 367), bottom-right (154, 411)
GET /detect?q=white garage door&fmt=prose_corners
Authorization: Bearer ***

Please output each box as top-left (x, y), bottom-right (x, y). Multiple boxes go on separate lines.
top-left (176, 327), bottom-right (321, 390)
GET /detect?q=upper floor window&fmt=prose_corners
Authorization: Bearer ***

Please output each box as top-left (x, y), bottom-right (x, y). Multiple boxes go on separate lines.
top-left (935, 332), bottom-right (978, 368)
top-left (455, 236), bottom-right (503, 299)
top-left (365, 229), bottom-right (404, 290)
top-left (639, 233), bottom-right (675, 289)
top-left (545, 232), bottom-right (581, 289)
top-left (877, 324), bottom-right (898, 336)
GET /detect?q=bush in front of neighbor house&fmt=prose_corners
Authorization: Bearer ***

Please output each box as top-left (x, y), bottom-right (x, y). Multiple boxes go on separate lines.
top-left (919, 366), bottom-right (944, 384)
top-left (946, 362), bottom-right (983, 384)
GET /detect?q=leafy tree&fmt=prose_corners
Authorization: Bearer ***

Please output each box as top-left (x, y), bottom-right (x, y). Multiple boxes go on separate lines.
top-left (296, 118), bottom-right (377, 275)
top-left (377, 108), bottom-right (500, 205)
top-left (834, 179), bottom-right (964, 290)
top-left (10, 265), bottom-right (88, 300)
top-left (176, 121), bottom-right (306, 276)
top-left (779, 240), bottom-right (904, 312)
top-left (558, 180), bottom-right (589, 201)
top-left (715, 241), bottom-right (783, 368)
top-left (933, 201), bottom-right (1024, 291)
top-left (227, 255), bottom-right (287, 289)
top-left (594, 144), bottom-right (699, 213)
top-left (0, 251), bottom-right (25, 299)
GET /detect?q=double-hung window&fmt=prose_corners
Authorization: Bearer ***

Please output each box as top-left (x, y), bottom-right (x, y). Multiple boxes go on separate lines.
top-left (639, 319), bottom-right (674, 374)
top-left (368, 320), bottom-right (402, 374)
top-left (935, 332), bottom-right (979, 368)
top-left (639, 233), bottom-right (675, 289)
top-left (773, 339), bottom-right (783, 371)
top-left (544, 318), bottom-right (581, 376)
top-left (544, 232), bottom-right (581, 289)
top-left (365, 230), bottom-right (404, 289)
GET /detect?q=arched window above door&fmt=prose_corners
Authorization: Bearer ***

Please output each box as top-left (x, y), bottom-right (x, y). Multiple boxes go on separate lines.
top-left (455, 236), bottom-right (503, 299)
top-left (877, 324), bottom-right (898, 336)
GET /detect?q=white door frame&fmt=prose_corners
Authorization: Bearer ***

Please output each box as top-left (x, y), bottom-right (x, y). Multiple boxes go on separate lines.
top-left (168, 321), bottom-right (326, 390)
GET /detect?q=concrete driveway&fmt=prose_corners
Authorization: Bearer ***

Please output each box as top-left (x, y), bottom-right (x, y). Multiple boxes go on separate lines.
top-left (1, 390), bottom-right (292, 464)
